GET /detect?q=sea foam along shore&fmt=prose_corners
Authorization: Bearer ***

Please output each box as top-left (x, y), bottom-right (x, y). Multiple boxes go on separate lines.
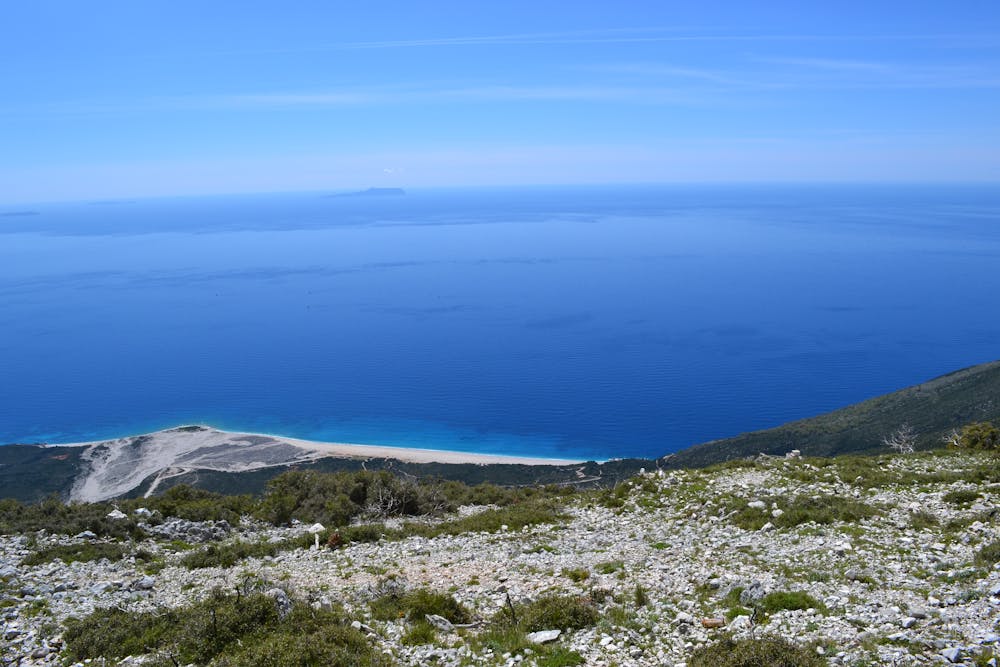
top-left (47, 425), bottom-right (588, 502)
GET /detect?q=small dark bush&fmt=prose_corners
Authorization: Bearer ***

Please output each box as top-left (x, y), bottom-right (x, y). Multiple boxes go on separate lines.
top-left (909, 510), bottom-right (939, 530)
top-left (689, 635), bottom-right (826, 667)
top-left (942, 489), bottom-right (980, 506)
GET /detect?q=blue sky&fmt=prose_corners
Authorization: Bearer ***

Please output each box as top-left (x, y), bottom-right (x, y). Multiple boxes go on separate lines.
top-left (2, 1), bottom-right (1000, 203)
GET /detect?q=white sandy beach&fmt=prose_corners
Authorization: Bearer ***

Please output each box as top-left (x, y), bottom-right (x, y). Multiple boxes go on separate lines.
top-left (277, 434), bottom-right (584, 466)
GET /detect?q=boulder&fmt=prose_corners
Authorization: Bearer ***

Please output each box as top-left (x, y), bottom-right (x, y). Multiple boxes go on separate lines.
top-left (526, 630), bottom-right (561, 644)
top-left (940, 647), bottom-right (962, 663)
top-left (425, 614), bottom-right (455, 632)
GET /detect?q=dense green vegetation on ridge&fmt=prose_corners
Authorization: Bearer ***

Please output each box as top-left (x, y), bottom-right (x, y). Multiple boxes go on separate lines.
top-left (665, 359), bottom-right (1000, 469)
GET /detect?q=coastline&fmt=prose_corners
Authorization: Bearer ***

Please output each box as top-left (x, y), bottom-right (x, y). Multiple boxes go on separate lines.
top-left (46, 425), bottom-right (591, 467)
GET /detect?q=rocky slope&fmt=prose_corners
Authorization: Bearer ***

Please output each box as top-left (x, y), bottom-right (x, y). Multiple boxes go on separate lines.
top-left (2, 450), bottom-right (999, 666)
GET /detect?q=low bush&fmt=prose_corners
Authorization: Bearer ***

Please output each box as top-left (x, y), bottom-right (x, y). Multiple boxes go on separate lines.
top-left (180, 539), bottom-right (285, 569)
top-left (62, 589), bottom-right (391, 667)
top-left (688, 635), bottom-right (826, 667)
top-left (370, 588), bottom-right (473, 624)
top-left (476, 594), bottom-right (596, 663)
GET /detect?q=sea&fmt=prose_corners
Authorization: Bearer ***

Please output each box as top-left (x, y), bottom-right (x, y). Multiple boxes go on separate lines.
top-left (1, 184), bottom-right (999, 461)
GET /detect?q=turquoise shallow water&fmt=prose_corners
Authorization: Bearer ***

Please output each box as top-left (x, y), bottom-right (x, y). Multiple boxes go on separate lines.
top-left (1, 184), bottom-right (999, 460)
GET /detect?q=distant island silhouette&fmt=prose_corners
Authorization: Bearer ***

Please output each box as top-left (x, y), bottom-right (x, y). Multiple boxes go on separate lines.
top-left (329, 187), bottom-right (406, 198)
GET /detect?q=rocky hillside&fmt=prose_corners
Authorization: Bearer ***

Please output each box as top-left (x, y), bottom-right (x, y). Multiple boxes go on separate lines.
top-left (1, 450), bottom-right (998, 666)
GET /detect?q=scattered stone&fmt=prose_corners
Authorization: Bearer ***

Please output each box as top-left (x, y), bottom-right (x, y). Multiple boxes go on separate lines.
top-left (700, 618), bottom-right (725, 629)
top-left (728, 614), bottom-right (752, 631)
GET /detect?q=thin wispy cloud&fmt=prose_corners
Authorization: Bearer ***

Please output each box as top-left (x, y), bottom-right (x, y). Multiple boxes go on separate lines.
top-left (206, 27), bottom-right (1000, 58)
top-left (757, 56), bottom-right (894, 72)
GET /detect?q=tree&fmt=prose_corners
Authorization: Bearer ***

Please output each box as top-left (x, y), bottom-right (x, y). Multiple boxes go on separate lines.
top-left (882, 423), bottom-right (916, 454)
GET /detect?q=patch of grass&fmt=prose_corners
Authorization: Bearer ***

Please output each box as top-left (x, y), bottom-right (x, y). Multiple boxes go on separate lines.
top-left (595, 560), bottom-right (623, 574)
top-left (517, 594), bottom-right (600, 632)
top-left (401, 620), bottom-right (437, 645)
top-left (562, 567), bottom-right (590, 582)
top-left (634, 584), bottom-right (649, 607)
top-left (536, 647), bottom-right (585, 666)
top-left (758, 591), bottom-right (826, 616)
top-left (474, 594), bottom-right (598, 663)
top-left (688, 635), bottom-right (826, 667)
top-left (730, 494), bottom-right (877, 530)
top-left (909, 510), bottom-right (939, 530)
top-left (975, 540), bottom-right (1000, 567)
top-left (21, 542), bottom-right (127, 566)
top-left (390, 500), bottom-right (566, 540)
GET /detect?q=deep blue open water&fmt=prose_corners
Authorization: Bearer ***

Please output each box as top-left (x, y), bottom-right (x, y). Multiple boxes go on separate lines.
top-left (1, 184), bottom-right (999, 460)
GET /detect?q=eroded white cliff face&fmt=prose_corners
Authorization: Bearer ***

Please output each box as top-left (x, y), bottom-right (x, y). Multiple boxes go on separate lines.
top-left (64, 427), bottom-right (320, 502)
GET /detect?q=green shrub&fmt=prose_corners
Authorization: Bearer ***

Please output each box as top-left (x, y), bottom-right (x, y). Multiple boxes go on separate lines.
top-left (562, 567), bottom-right (590, 582)
top-left (0, 495), bottom-right (143, 539)
top-left (21, 542), bottom-right (127, 566)
top-left (141, 485), bottom-right (255, 523)
top-left (948, 422), bottom-right (1000, 451)
top-left (689, 635), bottom-right (826, 667)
